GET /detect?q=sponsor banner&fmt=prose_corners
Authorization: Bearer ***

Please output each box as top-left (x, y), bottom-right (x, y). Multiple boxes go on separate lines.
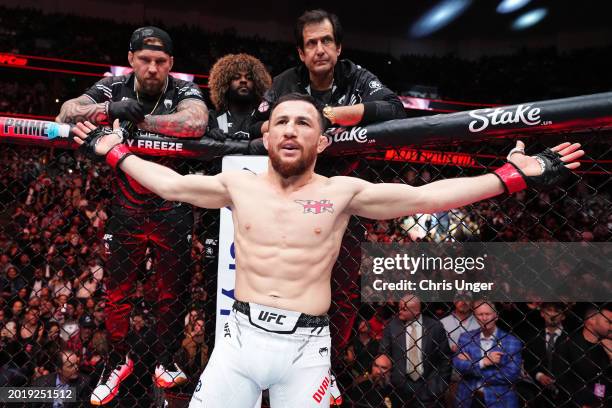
top-left (3, 91), bottom-right (612, 159)
top-left (361, 242), bottom-right (611, 302)
top-left (215, 156), bottom-right (268, 345)
top-left (324, 91), bottom-right (612, 155)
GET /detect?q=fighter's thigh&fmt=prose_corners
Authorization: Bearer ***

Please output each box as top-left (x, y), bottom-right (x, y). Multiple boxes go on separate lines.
top-left (188, 319), bottom-right (260, 408)
top-left (269, 335), bottom-right (332, 408)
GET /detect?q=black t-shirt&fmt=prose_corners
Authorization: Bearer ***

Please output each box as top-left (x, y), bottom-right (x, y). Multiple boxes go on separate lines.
top-left (352, 337), bottom-right (380, 376)
top-left (345, 377), bottom-right (393, 407)
top-left (310, 88), bottom-right (333, 106)
top-left (555, 333), bottom-right (610, 406)
top-left (208, 109), bottom-right (255, 141)
top-left (84, 73), bottom-right (205, 211)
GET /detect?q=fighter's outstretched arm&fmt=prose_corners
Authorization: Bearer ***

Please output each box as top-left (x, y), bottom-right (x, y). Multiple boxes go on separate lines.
top-left (346, 141), bottom-right (583, 220)
top-left (72, 120), bottom-right (231, 209)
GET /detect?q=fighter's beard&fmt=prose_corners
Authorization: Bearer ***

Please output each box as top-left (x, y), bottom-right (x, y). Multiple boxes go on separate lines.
top-left (269, 146), bottom-right (317, 178)
top-left (136, 77), bottom-right (166, 96)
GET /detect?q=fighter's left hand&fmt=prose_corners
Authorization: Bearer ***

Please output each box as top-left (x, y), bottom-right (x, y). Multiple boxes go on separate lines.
top-left (507, 140), bottom-right (584, 176)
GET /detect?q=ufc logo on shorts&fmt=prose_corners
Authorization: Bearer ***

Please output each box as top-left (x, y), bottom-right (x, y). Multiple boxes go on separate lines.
top-left (257, 311), bottom-right (286, 325)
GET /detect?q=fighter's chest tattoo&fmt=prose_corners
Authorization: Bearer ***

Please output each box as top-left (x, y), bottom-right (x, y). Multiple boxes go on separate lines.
top-left (294, 199), bottom-right (334, 214)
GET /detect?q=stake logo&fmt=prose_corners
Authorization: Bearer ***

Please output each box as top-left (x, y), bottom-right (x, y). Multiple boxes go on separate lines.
top-left (468, 105), bottom-right (542, 133)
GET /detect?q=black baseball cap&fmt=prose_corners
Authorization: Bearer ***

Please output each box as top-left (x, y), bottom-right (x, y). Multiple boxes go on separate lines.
top-left (129, 26), bottom-right (173, 56)
top-left (79, 314), bottom-right (96, 329)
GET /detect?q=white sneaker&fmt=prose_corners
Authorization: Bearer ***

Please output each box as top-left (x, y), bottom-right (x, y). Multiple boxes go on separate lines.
top-left (90, 355), bottom-right (134, 405)
top-left (154, 363), bottom-right (188, 388)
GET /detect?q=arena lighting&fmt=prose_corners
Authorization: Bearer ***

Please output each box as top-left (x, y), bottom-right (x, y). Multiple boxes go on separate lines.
top-left (0, 53), bottom-right (208, 81)
top-left (512, 8), bottom-right (548, 30)
top-left (0, 53), bottom-right (27, 66)
top-left (496, 0), bottom-right (532, 14)
top-left (410, 0), bottom-right (473, 38)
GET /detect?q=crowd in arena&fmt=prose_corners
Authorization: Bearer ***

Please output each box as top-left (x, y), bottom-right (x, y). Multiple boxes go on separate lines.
top-left (0, 5), bottom-right (609, 408)
top-left (0, 145), bottom-right (609, 407)
top-left (2, 6), bottom-right (612, 112)
top-left (0, 147), bottom-right (213, 405)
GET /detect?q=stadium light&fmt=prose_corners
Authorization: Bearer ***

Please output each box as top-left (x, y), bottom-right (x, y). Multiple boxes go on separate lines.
top-left (410, 0), bottom-right (473, 38)
top-left (496, 0), bottom-right (532, 14)
top-left (511, 8), bottom-right (548, 30)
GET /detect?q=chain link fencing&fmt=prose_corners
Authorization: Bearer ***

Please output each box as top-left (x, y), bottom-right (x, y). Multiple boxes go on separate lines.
top-left (0, 130), bottom-right (609, 407)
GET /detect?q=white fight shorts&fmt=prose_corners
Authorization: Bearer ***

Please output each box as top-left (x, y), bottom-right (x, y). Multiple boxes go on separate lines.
top-left (189, 301), bottom-right (332, 408)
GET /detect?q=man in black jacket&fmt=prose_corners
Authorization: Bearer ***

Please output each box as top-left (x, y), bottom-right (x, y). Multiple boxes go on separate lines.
top-left (523, 302), bottom-right (568, 407)
top-left (251, 9), bottom-right (406, 137)
top-left (555, 306), bottom-right (611, 408)
top-left (379, 294), bottom-right (451, 407)
top-left (31, 349), bottom-right (92, 407)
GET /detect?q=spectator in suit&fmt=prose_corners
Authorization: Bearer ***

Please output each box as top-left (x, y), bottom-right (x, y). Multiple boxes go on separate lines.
top-left (31, 349), bottom-right (92, 407)
top-left (453, 300), bottom-right (522, 408)
top-left (523, 302), bottom-right (568, 407)
top-left (555, 305), bottom-right (611, 408)
top-left (380, 294), bottom-right (451, 407)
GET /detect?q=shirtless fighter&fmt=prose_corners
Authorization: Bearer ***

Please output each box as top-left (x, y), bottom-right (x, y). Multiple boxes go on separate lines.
top-left (71, 93), bottom-right (583, 407)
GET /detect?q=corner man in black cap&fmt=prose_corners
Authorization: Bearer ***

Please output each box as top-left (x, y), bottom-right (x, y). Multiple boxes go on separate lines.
top-left (56, 26), bottom-right (209, 405)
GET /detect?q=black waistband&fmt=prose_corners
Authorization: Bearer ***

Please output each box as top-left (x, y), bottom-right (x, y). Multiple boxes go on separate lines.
top-left (232, 300), bottom-right (329, 328)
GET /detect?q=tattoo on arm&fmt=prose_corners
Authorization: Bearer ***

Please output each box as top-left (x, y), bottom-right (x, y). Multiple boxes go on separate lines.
top-left (140, 99), bottom-right (208, 138)
top-left (56, 95), bottom-right (107, 124)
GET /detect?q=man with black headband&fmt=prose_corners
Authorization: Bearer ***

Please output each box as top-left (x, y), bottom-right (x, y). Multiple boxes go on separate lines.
top-left (56, 26), bottom-right (208, 405)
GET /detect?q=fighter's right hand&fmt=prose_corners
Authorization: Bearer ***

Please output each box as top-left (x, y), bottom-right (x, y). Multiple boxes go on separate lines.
top-left (107, 100), bottom-right (145, 123)
top-left (73, 120), bottom-right (124, 156)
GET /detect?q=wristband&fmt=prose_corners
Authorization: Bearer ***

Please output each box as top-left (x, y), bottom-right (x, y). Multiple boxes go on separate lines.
top-left (493, 162), bottom-right (527, 194)
top-left (105, 144), bottom-right (133, 170)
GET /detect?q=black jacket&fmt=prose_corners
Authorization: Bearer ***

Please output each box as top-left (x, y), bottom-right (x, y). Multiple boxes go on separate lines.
top-left (523, 329), bottom-right (568, 380)
top-left (30, 372), bottom-right (92, 408)
top-left (379, 316), bottom-right (452, 400)
top-left (250, 59), bottom-right (405, 137)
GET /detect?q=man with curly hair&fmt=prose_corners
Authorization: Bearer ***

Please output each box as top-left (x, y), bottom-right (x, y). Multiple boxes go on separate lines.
top-left (206, 53), bottom-right (272, 142)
